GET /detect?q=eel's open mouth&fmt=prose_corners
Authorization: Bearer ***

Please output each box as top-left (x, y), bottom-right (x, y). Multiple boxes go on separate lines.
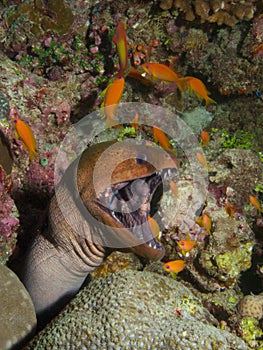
top-left (97, 167), bottom-right (177, 254)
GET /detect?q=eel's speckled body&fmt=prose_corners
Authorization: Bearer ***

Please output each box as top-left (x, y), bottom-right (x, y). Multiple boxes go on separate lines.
top-left (16, 140), bottom-right (178, 325)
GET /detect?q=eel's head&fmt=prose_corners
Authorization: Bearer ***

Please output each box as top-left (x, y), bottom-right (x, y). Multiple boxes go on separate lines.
top-left (77, 140), bottom-right (178, 261)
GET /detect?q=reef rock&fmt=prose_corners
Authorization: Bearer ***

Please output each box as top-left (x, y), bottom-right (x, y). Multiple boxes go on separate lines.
top-left (0, 265), bottom-right (36, 350)
top-left (25, 270), bottom-right (248, 349)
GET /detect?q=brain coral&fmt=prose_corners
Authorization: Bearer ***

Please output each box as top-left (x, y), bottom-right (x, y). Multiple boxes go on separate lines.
top-left (25, 270), bottom-right (249, 349)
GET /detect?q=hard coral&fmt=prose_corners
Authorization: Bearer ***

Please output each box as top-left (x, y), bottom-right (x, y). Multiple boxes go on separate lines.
top-left (160, 0), bottom-right (173, 11)
top-left (173, 0), bottom-right (257, 26)
top-left (238, 295), bottom-right (263, 320)
top-left (5, 0), bottom-right (74, 36)
top-left (25, 270), bottom-right (249, 349)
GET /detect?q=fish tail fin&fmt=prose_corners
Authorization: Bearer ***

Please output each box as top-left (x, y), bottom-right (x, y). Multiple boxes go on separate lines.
top-left (105, 114), bottom-right (123, 129)
top-left (175, 77), bottom-right (191, 93)
top-left (205, 96), bottom-right (217, 105)
top-left (106, 118), bottom-right (123, 129)
top-left (106, 116), bottom-right (116, 128)
top-left (29, 148), bottom-right (38, 161)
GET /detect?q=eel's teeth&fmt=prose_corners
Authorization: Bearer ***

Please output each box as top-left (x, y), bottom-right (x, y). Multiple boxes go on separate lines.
top-left (148, 240), bottom-right (156, 249)
top-left (111, 210), bottom-right (119, 222)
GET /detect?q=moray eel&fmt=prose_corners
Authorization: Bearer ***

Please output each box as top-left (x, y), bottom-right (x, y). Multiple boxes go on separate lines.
top-left (17, 140), bottom-right (178, 326)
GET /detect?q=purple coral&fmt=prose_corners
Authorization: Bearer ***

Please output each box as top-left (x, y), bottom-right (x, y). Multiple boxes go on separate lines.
top-left (0, 166), bottom-right (19, 264)
top-left (0, 217), bottom-right (19, 239)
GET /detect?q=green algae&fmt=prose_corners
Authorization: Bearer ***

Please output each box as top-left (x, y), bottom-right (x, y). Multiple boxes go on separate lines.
top-left (254, 183), bottom-right (263, 194)
top-left (212, 128), bottom-right (255, 150)
top-left (215, 242), bottom-right (254, 282)
top-left (173, 295), bottom-right (206, 319)
top-left (220, 129), bottom-right (254, 150)
top-left (117, 127), bottom-right (137, 141)
top-left (240, 317), bottom-right (263, 349)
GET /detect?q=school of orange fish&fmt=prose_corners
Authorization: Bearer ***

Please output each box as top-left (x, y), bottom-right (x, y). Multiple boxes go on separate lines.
top-left (9, 21), bottom-right (262, 279)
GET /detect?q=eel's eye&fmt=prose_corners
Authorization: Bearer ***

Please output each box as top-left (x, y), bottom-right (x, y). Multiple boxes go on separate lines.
top-left (136, 153), bottom-right (147, 164)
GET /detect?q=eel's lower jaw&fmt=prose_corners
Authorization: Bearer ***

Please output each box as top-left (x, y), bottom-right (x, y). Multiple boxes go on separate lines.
top-left (136, 237), bottom-right (165, 261)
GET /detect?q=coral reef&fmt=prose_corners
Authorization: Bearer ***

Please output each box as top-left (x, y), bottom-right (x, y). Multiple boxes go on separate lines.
top-left (209, 149), bottom-right (262, 209)
top-left (0, 0), bottom-right (261, 347)
top-left (239, 317), bottom-right (263, 349)
top-left (181, 106), bottom-right (214, 133)
top-left (25, 270), bottom-right (249, 349)
top-left (5, 0), bottom-right (73, 37)
top-left (91, 251), bottom-right (142, 278)
top-left (172, 0), bottom-right (257, 26)
top-left (165, 23), bottom-right (263, 96)
top-left (198, 226), bottom-right (253, 287)
top-left (238, 295), bottom-right (263, 320)
top-left (210, 97), bottom-right (263, 149)
top-left (0, 165), bottom-right (19, 264)
top-left (159, 144), bottom-right (258, 292)
top-left (0, 93), bottom-right (10, 120)
top-left (202, 288), bottom-right (240, 324)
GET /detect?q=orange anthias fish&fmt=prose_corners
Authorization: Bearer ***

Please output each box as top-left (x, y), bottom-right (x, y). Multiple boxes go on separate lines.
top-left (249, 195), bottom-right (263, 213)
top-left (163, 260), bottom-right (186, 275)
top-left (112, 22), bottom-right (128, 73)
top-left (225, 202), bottom-right (237, 217)
top-left (12, 117), bottom-right (37, 160)
top-left (170, 180), bottom-right (178, 198)
top-left (141, 63), bottom-right (190, 92)
top-left (200, 130), bottom-right (210, 147)
top-left (102, 74), bottom-right (125, 126)
top-left (177, 240), bottom-right (196, 256)
top-left (148, 215), bottom-right (161, 238)
top-left (153, 125), bottom-right (173, 151)
top-left (195, 213), bottom-right (212, 234)
top-left (196, 152), bottom-right (208, 169)
top-left (130, 113), bottom-right (139, 131)
top-left (186, 76), bottom-right (216, 105)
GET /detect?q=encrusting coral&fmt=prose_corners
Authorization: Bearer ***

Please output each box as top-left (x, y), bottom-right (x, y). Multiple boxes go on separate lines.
top-left (5, 0), bottom-right (74, 36)
top-left (172, 0), bottom-right (257, 26)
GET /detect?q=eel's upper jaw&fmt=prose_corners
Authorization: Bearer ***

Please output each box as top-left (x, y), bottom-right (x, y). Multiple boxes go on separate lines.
top-left (97, 167), bottom-right (177, 260)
